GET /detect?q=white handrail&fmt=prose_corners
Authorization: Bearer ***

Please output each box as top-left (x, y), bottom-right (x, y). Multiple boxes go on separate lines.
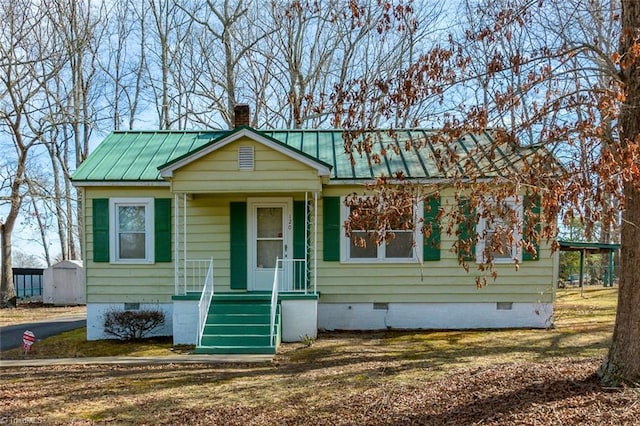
top-left (197, 258), bottom-right (214, 346)
top-left (269, 257), bottom-right (280, 346)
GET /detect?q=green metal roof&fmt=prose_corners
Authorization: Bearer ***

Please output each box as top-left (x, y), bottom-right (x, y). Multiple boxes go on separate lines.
top-left (558, 240), bottom-right (620, 253)
top-left (72, 127), bottom-right (543, 183)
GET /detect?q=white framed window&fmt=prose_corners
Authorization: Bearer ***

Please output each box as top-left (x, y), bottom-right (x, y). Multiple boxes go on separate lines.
top-left (340, 196), bottom-right (422, 263)
top-left (109, 198), bottom-right (154, 264)
top-left (476, 197), bottom-right (522, 264)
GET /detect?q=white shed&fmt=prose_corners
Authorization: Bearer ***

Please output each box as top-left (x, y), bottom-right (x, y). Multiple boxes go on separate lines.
top-left (43, 260), bottom-right (85, 305)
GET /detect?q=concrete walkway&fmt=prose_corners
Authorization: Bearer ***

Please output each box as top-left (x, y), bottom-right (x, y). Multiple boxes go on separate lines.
top-left (0, 354), bottom-right (274, 368)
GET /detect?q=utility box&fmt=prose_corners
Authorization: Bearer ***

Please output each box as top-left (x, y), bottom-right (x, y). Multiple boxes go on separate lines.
top-left (43, 260), bottom-right (85, 305)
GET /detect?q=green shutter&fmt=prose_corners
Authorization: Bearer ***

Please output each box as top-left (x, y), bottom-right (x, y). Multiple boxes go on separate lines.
top-left (423, 196), bottom-right (441, 261)
top-left (522, 194), bottom-right (541, 261)
top-left (154, 198), bottom-right (172, 262)
top-left (293, 200), bottom-right (308, 290)
top-left (230, 202), bottom-right (247, 290)
top-left (323, 197), bottom-right (340, 261)
top-left (458, 199), bottom-right (477, 262)
top-left (93, 198), bottom-right (110, 262)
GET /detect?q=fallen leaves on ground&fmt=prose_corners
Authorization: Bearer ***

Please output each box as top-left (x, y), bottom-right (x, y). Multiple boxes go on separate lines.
top-left (1, 357), bottom-right (638, 425)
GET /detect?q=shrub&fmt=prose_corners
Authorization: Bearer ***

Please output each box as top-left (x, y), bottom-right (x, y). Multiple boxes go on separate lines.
top-left (103, 308), bottom-right (166, 341)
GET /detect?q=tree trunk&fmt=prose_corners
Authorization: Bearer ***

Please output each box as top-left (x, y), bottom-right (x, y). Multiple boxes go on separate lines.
top-left (599, 183), bottom-right (640, 385)
top-left (598, 0), bottom-right (640, 386)
top-left (0, 222), bottom-right (17, 307)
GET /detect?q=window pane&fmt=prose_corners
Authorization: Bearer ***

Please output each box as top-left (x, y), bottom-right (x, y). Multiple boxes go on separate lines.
top-left (119, 233), bottom-right (146, 259)
top-left (388, 204), bottom-right (414, 230)
top-left (386, 231), bottom-right (414, 258)
top-left (349, 205), bottom-right (377, 231)
top-left (350, 231), bottom-right (377, 258)
top-left (487, 228), bottom-right (512, 259)
top-left (257, 240), bottom-right (282, 268)
top-left (257, 207), bottom-right (283, 238)
top-left (118, 206), bottom-right (146, 232)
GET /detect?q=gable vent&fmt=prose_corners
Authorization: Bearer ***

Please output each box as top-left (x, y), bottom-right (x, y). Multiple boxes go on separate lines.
top-left (238, 146), bottom-right (254, 170)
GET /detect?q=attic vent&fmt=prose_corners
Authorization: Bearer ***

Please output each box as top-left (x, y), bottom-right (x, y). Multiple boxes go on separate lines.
top-left (238, 146), bottom-right (254, 170)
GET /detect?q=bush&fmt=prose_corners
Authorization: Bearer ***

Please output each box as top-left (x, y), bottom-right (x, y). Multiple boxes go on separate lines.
top-left (103, 308), bottom-right (166, 341)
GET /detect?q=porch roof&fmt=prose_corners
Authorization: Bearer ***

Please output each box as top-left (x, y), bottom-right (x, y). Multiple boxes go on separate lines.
top-left (72, 127), bottom-right (547, 183)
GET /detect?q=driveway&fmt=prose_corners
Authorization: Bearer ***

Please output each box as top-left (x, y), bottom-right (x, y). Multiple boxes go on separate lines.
top-left (0, 316), bottom-right (86, 351)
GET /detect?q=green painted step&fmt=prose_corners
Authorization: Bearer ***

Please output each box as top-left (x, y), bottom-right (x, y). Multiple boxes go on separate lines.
top-left (210, 303), bottom-right (271, 314)
top-left (200, 334), bottom-right (271, 347)
top-left (193, 345), bottom-right (276, 355)
top-left (204, 323), bottom-right (271, 335)
top-left (206, 313), bottom-right (271, 324)
top-left (212, 293), bottom-right (271, 302)
top-left (196, 294), bottom-right (280, 355)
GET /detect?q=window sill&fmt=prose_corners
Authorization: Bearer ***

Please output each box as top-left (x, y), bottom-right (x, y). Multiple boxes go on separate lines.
top-left (110, 260), bottom-right (155, 265)
top-left (340, 258), bottom-right (420, 265)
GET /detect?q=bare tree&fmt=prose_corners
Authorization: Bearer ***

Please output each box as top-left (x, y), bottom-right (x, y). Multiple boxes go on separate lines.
top-left (144, 0), bottom-right (195, 129)
top-left (333, 0), bottom-right (640, 386)
top-left (98, 0), bottom-right (149, 130)
top-left (0, 0), bottom-right (68, 305)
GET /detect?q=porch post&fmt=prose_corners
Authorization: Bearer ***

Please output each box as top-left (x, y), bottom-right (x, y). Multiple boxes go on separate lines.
top-left (183, 192), bottom-right (187, 294)
top-left (174, 192), bottom-right (188, 295)
top-left (314, 191), bottom-right (318, 294)
top-left (174, 193), bottom-right (179, 295)
top-left (305, 192), bottom-right (309, 293)
top-left (609, 250), bottom-right (615, 287)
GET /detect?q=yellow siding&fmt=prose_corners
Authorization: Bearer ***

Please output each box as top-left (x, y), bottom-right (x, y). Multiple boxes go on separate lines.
top-left (315, 186), bottom-right (555, 304)
top-left (84, 187), bottom-right (175, 303)
top-left (84, 185), bottom-right (555, 305)
top-left (170, 138), bottom-right (323, 193)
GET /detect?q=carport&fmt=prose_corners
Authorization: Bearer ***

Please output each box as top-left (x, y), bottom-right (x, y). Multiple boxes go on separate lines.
top-left (558, 240), bottom-right (619, 287)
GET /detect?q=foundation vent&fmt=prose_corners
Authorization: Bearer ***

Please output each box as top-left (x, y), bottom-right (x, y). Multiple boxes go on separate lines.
top-left (124, 302), bottom-right (140, 311)
top-left (238, 146), bottom-right (254, 170)
top-left (496, 302), bottom-right (513, 310)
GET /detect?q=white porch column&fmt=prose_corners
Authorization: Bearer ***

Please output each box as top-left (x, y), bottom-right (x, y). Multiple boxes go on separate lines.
top-left (314, 191), bottom-right (318, 294)
top-left (173, 192), bottom-right (188, 295)
top-left (174, 193), bottom-right (180, 295)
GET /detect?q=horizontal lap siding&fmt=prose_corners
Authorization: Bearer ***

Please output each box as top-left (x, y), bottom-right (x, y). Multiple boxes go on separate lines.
top-left (315, 187), bottom-right (555, 304)
top-left (183, 196), bottom-right (232, 291)
top-left (84, 187), bottom-right (175, 303)
top-left (171, 139), bottom-right (322, 193)
top-left (84, 184), bottom-right (554, 305)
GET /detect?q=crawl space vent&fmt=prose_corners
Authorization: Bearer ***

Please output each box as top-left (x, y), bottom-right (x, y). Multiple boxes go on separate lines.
top-left (238, 146), bottom-right (254, 170)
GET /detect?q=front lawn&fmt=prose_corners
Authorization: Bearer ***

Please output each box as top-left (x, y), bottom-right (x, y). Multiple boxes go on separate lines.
top-left (1, 287), bottom-right (635, 425)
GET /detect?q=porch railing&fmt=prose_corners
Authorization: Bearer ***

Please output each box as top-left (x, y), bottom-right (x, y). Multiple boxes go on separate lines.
top-left (274, 258), bottom-right (315, 294)
top-left (179, 259), bottom-right (213, 295)
top-left (197, 258), bottom-right (214, 347)
top-left (269, 258), bottom-right (280, 346)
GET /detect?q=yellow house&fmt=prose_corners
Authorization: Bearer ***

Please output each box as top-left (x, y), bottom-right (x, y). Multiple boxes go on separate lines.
top-left (72, 106), bottom-right (556, 355)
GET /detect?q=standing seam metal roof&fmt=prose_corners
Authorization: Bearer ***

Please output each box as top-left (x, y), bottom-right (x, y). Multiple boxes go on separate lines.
top-left (71, 128), bottom-right (541, 182)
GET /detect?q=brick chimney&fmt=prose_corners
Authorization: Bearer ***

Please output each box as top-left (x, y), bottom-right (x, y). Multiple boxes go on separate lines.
top-left (233, 104), bottom-right (250, 128)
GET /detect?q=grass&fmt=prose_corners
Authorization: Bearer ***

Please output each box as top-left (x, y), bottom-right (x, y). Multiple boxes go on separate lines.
top-left (284, 287), bottom-right (617, 375)
top-left (0, 328), bottom-right (192, 359)
top-left (1, 287), bottom-right (617, 367)
top-left (0, 287), bottom-right (630, 425)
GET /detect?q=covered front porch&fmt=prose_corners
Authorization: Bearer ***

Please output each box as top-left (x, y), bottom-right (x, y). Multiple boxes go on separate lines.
top-left (156, 125), bottom-right (331, 353)
top-left (170, 191), bottom-right (321, 353)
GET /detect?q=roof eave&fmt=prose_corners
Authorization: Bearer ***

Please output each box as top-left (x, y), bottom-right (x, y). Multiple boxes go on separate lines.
top-left (71, 180), bottom-right (169, 187)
